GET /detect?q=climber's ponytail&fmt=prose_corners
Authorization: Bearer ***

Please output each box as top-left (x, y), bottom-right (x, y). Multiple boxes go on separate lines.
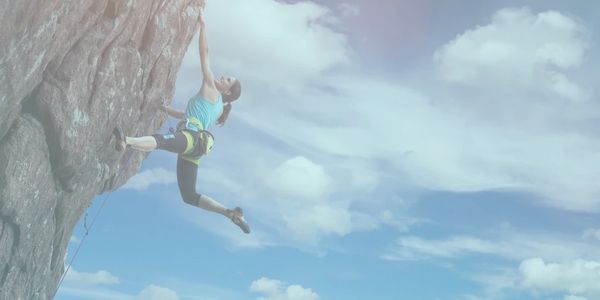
top-left (217, 102), bottom-right (232, 126)
top-left (217, 79), bottom-right (241, 126)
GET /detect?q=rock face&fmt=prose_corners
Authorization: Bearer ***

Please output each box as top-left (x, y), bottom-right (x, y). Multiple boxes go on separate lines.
top-left (0, 1), bottom-right (203, 298)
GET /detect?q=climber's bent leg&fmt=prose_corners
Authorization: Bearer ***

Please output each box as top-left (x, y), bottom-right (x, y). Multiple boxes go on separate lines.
top-left (151, 132), bottom-right (188, 154)
top-left (176, 156), bottom-right (228, 216)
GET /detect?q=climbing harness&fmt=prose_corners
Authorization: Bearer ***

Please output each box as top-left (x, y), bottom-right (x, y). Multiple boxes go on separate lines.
top-left (160, 101), bottom-right (214, 162)
top-left (176, 119), bottom-right (215, 157)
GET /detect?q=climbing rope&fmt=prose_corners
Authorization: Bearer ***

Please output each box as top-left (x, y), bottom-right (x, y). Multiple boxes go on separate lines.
top-left (52, 191), bottom-right (113, 299)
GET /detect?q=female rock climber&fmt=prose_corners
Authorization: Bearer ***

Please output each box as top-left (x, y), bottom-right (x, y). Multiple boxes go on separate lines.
top-left (113, 7), bottom-right (249, 234)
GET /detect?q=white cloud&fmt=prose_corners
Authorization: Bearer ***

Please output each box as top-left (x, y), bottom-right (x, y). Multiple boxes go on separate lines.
top-left (136, 284), bottom-right (179, 300)
top-left (250, 277), bottom-right (319, 300)
top-left (250, 277), bottom-right (283, 295)
top-left (64, 268), bottom-right (120, 285)
top-left (549, 71), bottom-right (589, 102)
top-left (123, 168), bottom-right (176, 191)
top-left (383, 230), bottom-right (600, 263)
top-left (434, 7), bottom-right (589, 102)
top-left (283, 204), bottom-right (352, 242)
top-left (520, 258), bottom-right (600, 298)
top-left (383, 236), bottom-right (500, 261)
top-left (266, 156), bottom-right (333, 200)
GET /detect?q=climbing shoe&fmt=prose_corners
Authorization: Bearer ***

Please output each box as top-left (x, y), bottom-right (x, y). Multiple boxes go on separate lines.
top-left (228, 207), bottom-right (250, 234)
top-left (113, 125), bottom-right (126, 151)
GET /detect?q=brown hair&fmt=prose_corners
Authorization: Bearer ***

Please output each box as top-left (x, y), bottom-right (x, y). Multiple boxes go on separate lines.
top-left (216, 102), bottom-right (231, 126)
top-left (223, 79), bottom-right (241, 103)
top-left (216, 79), bottom-right (241, 126)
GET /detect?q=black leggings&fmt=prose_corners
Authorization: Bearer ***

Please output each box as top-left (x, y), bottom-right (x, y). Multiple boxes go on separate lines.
top-left (153, 132), bottom-right (201, 206)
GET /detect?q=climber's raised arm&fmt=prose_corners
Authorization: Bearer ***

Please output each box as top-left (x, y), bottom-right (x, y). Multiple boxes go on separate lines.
top-left (198, 9), bottom-right (216, 90)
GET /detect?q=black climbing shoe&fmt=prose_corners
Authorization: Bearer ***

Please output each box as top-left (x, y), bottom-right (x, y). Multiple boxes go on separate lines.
top-left (228, 207), bottom-right (250, 234)
top-left (113, 125), bottom-right (126, 151)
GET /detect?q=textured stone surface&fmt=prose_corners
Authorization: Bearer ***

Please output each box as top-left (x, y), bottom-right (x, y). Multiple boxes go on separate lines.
top-left (0, 0), bottom-right (203, 298)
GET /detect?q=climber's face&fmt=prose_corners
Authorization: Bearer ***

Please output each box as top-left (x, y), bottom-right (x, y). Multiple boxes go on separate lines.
top-left (215, 76), bottom-right (236, 95)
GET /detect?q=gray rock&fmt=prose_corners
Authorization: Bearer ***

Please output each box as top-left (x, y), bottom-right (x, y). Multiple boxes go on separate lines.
top-left (0, 1), bottom-right (203, 298)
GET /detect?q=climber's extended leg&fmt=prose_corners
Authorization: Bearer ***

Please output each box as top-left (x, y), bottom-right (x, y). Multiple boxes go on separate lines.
top-left (176, 157), bottom-right (250, 234)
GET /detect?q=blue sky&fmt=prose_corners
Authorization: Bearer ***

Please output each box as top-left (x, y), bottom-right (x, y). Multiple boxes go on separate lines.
top-left (56, 1), bottom-right (600, 299)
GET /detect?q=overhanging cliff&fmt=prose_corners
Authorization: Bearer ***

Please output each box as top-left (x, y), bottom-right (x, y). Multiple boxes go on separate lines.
top-left (0, 1), bottom-right (203, 298)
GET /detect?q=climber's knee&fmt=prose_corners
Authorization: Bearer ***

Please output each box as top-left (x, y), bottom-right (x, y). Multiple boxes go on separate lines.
top-left (153, 132), bottom-right (187, 154)
top-left (180, 190), bottom-right (200, 207)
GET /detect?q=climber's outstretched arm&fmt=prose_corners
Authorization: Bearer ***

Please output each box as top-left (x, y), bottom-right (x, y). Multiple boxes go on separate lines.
top-left (198, 9), bottom-right (216, 89)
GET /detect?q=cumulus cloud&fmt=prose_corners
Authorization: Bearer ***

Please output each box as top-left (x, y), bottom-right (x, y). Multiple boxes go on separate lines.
top-left (434, 7), bottom-right (590, 102)
top-left (261, 156), bottom-right (354, 243)
top-left (250, 277), bottom-right (282, 295)
top-left (520, 258), bottom-right (600, 298)
top-left (266, 156), bottom-right (333, 200)
top-left (427, 8), bottom-right (598, 211)
top-left (250, 277), bottom-right (319, 300)
top-left (64, 268), bottom-right (119, 285)
top-left (123, 168), bottom-right (176, 191)
top-left (283, 204), bottom-right (353, 242)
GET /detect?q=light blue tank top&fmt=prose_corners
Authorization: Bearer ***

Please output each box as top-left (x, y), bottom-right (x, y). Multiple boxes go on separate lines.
top-left (184, 93), bottom-right (223, 131)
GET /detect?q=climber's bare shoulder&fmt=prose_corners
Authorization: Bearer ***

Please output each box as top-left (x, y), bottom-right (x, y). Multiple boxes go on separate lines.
top-left (199, 82), bottom-right (220, 104)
